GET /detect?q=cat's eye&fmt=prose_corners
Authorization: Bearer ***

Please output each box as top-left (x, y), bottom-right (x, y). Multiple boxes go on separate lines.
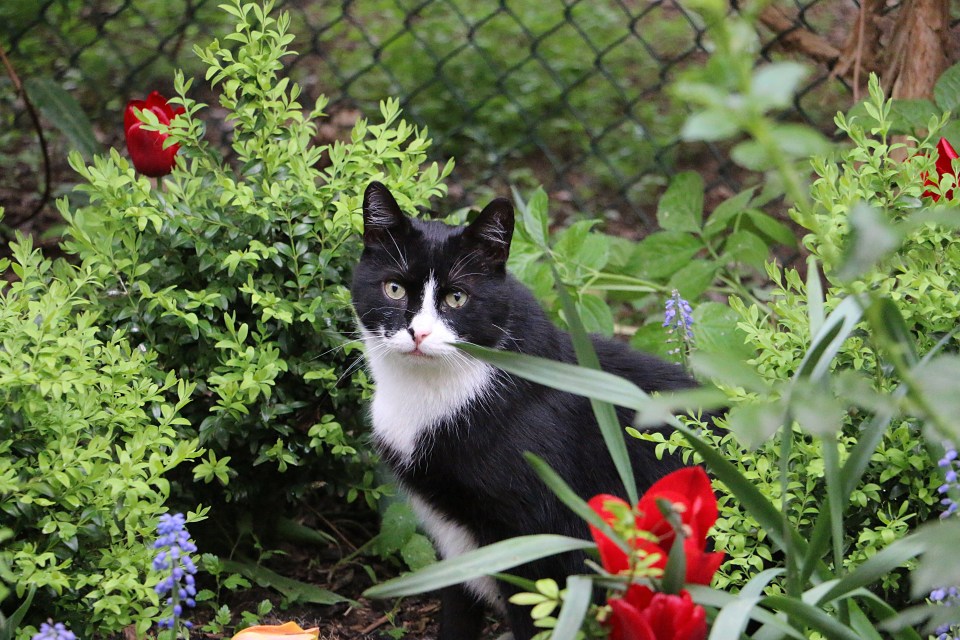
top-left (383, 281), bottom-right (406, 300)
top-left (444, 290), bottom-right (468, 309)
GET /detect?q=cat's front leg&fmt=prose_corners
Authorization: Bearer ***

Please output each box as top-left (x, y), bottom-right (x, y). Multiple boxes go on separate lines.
top-left (438, 584), bottom-right (486, 640)
top-left (504, 599), bottom-right (538, 640)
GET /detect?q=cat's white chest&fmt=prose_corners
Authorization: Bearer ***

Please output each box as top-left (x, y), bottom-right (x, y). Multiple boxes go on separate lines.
top-left (366, 347), bottom-right (495, 465)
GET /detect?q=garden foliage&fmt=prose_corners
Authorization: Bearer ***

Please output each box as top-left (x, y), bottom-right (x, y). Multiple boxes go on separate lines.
top-left (59, 0), bottom-right (451, 516)
top-left (365, 7), bottom-right (960, 639)
top-left (0, 230), bottom-right (201, 638)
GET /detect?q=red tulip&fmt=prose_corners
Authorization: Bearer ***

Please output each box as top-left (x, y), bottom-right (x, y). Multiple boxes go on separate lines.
top-left (922, 137), bottom-right (959, 201)
top-left (607, 591), bottom-right (708, 640)
top-left (124, 91), bottom-right (184, 177)
top-left (588, 468), bottom-right (724, 588)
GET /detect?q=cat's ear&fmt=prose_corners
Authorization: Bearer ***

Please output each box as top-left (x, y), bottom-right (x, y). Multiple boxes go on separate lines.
top-left (362, 181), bottom-right (411, 245)
top-left (463, 197), bottom-right (514, 267)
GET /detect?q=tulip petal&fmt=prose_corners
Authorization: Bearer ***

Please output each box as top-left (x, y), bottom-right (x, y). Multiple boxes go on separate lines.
top-left (608, 598), bottom-right (657, 640)
top-left (642, 591), bottom-right (708, 640)
top-left (636, 467), bottom-right (717, 548)
top-left (588, 494), bottom-right (632, 574)
top-left (125, 123), bottom-right (179, 177)
top-left (231, 622), bottom-right (320, 640)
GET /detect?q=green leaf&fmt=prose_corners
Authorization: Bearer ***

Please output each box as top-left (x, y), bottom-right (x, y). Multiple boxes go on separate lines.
top-left (888, 98), bottom-right (940, 134)
top-left (864, 296), bottom-right (918, 368)
top-left (790, 380), bottom-right (844, 437)
top-left (723, 230), bottom-right (769, 270)
top-left (724, 400), bottom-right (785, 450)
top-left (795, 294), bottom-right (865, 381)
top-left (550, 575), bottom-right (594, 640)
top-left (373, 501), bottom-right (419, 556)
top-left (731, 140), bottom-right (771, 171)
top-left (555, 275), bottom-right (638, 504)
top-left (667, 260), bottom-right (717, 300)
top-left (363, 535), bottom-right (595, 598)
top-left (760, 595), bottom-right (863, 640)
top-left (630, 322), bottom-right (674, 359)
top-left (910, 355), bottom-right (960, 440)
top-left (692, 301), bottom-right (754, 359)
top-left (457, 343), bottom-right (646, 411)
top-left (704, 188), bottom-right (756, 238)
top-left (934, 61), bottom-right (960, 112)
top-left (657, 171), bottom-right (704, 233)
top-left (836, 203), bottom-right (899, 281)
top-left (219, 559), bottom-right (348, 605)
top-left (688, 585), bottom-right (806, 640)
top-left (709, 569), bottom-right (784, 640)
top-left (806, 256), bottom-right (825, 337)
top-left (681, 109), bottom-right (741, 142)
top-left (401, 533), bottom-right (437, 571)
top-left (629, 231), bottom-right (704, 279)
top-left (816, 530), bottom-right (926, 605)
top-left (576, 293), bottom-right (615, 335)
top-left (744, 210), bottom-right (798, 248)
top-left (524, 453), bottom-right (627, 555)
top-left (750, 62), bottom-right (809, 111)
top-left (513, 186), bottom-right (550, 249)
top-left (689, 351), bottom-right (768, 393)
top-left (24, 78), bottom-right (102, 159)
top-left (773, 123), bottom-right (833, 158)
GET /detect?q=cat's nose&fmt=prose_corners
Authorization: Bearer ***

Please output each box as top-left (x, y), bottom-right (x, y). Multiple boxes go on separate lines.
top-left (409, 326), bottom-right (431, 346)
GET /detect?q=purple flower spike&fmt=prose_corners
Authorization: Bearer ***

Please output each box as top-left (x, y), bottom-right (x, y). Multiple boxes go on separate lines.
top-left (32, 622), bottom-right (76, 640)
top-left (931, 443), bottom-right (960, 639)
top-left (153, 512), bottom-right (198, 631)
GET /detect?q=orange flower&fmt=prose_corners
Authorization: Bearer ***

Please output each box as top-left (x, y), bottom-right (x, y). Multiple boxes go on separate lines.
top-left (231, 621), bottom-right (320, 640)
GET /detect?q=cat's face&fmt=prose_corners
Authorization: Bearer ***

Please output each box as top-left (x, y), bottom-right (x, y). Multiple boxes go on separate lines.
top-left (351, 182), bottom-right (514, 363)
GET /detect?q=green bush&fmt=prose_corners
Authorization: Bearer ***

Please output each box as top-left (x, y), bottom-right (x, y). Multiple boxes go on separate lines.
top-left (645, 76), bottom-right (955, 601)
top-left (59, 0), bottom-right (452, 523)
top-left (0, 232), bottom-right (202, 638)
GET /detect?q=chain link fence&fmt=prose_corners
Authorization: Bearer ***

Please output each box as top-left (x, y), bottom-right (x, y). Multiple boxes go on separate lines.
top-left (1, 0), bottom-right (871, 230)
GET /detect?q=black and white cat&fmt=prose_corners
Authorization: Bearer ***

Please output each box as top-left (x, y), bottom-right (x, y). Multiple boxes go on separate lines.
top-left (351, 182), bottom-right (698, 640)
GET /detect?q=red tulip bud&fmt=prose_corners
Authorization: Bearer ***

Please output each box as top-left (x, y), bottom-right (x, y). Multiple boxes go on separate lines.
top-left (124, 91), bottom-right (184, 177)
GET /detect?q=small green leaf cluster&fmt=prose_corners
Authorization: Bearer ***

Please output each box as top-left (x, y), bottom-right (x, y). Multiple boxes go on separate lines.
top-left (370, 502), bottom-right (437, 572)
top-left (0, 234), bottom-right (202, 638)
top-left (58, 0), bottom-right (451, 518)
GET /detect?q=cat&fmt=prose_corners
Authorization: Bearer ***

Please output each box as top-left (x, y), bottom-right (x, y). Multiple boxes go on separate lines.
top-left (351, 181), bottom-right (700, 640)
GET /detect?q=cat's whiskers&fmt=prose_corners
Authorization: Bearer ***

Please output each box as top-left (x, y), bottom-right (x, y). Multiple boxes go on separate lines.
top-left (447, 251), bottom-right (479, 281)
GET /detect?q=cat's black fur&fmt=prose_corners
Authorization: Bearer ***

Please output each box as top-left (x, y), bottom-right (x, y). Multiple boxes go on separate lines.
top-left (351, 182), bottom-right (697, 640)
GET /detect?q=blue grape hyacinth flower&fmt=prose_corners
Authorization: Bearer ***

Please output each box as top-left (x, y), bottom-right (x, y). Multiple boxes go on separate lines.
top-left (663, 289), bottom-right (695, 362)
top-left (31, 622), bottom-right (76, 640)
top-left (153, 512), bottom-right (198, 631)
top-left (932, 444), bottom-right (960, 640)
top-left (663, 289), bottom-right (695, 340)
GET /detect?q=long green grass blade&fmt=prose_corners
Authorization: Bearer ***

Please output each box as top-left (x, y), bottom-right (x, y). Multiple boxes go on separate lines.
top-left (687, 585), bottom-right (806, 640)
top-left (794, 294), bottom-right (865, 381)
top-left (761, 595), bottom-right (862, 640)
top-left (673, 421), bottom-right (806, 559)
top-left (551, 575), bottom-right (594, 640)
top-left (524, 452), bottom-right (628, 554)
top-left (364, 535), bottom-right (594, 598)
top-left (709, 569), bottom-right (783, 640)
top-left (817, 533), bottom-right (925, 605)
top-left (457, 343), bottom-right (646, 410)
top-left (806, 255), bottom-right (824, 337)
top-left (554, 271), bottom-right (638, 504)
